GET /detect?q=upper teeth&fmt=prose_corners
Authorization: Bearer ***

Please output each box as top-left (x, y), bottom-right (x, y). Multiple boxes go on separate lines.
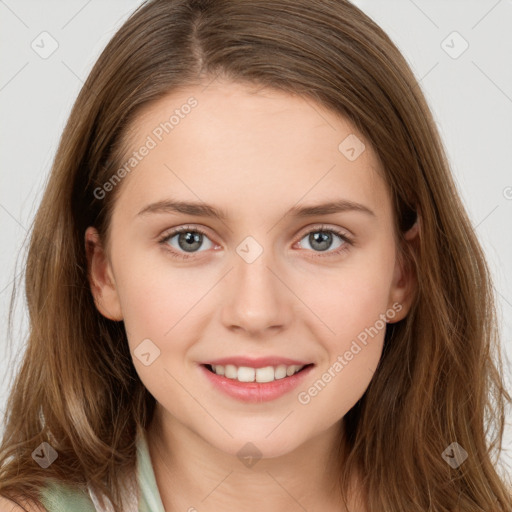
top-left (211, 364), bottom-right (305, 383)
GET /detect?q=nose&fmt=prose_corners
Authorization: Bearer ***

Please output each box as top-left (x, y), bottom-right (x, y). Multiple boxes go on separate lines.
top-left (220, 247), bottom-right (293, 336)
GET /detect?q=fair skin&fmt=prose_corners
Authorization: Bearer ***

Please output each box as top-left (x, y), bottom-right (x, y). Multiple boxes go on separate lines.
top-left (84, 79), bottom-right (417, 512)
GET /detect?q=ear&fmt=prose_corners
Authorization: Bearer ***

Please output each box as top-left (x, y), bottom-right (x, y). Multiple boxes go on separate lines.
top-left (386, 214), bottom-right (420, 323)
top-left (85, 226), bottom-right (123, 321)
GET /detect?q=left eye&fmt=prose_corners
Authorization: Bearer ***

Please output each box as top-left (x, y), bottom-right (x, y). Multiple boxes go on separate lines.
top-left (296, 229), bottom-right (350, 253)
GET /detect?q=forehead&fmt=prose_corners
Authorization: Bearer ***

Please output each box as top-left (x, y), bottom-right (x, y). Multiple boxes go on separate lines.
top-left (112, 80), bottom-right (390, 222)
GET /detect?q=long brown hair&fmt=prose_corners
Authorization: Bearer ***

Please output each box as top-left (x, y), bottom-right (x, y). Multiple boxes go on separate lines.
top-left (1, 1), bottom-right (511, 510)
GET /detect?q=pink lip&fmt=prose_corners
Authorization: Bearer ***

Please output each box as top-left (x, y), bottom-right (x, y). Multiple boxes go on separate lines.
top-left (199, 363), bottom-right (315, 403)
top-left (203, 356), bottom-right (312, 368)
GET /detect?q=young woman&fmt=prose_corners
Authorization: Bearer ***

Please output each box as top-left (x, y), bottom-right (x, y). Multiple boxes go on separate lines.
top-left (1, 1), bottom-right (511, 511)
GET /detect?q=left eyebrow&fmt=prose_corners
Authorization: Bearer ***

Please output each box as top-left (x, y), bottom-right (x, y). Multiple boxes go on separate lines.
top-left (289, 199), bottom-right (376, 218)
top-left (136, 198), bottom-right (376, 220)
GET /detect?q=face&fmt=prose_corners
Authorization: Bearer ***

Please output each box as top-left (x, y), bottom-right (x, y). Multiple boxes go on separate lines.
top-left (86, 79), bottom-right (415, 459)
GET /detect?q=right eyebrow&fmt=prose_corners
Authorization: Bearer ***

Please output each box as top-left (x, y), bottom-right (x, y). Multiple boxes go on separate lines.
top-left (136, 199), bottom-right (228, 220)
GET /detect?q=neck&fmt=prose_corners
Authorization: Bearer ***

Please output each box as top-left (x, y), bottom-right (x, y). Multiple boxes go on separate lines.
top-left (146, 406), bottom-right (359, 512)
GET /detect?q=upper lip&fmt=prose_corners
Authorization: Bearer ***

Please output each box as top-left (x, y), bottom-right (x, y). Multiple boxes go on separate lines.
top-left (202, 356), bottom-right (314, 368)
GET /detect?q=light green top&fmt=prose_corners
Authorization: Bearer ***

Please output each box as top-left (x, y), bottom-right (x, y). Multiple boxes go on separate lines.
top-left (39, 431), bottom-right (166, 512)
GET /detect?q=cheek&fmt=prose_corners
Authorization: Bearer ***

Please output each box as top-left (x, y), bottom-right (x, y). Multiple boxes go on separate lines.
top-left (303, 240), bottom-right (396, 340)
top-left (295, 243), bottom-right (394, 414)
top-left (114, 259), bottom-right (201, 399)
top-left (297, 286), bottom-right (388, 425)
top-left (115, 276), bottom-right (173, 343)
top-left (113, 246), bottom-right (211, 340)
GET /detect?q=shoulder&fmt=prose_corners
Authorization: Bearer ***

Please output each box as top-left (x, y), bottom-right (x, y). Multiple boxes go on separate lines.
top-left (0, 495), bottom-right (47, 512)
top-left (38, 482), bottom-right (96, 512)
top-left (0, 480), bottom-right (96, 512)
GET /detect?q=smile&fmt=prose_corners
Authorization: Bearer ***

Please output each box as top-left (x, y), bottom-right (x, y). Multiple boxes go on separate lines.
top-left (206, 363), bottom-right (308, 382)
top-left (200, 363), bottom-right (315, 403)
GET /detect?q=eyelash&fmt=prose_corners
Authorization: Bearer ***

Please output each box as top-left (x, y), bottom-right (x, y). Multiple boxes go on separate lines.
top-left (157, 224), bottom-right (354, 261)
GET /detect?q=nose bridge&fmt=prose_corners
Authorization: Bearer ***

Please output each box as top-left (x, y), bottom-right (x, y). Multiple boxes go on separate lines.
top-left (220, 234), bottom-right (291, 334)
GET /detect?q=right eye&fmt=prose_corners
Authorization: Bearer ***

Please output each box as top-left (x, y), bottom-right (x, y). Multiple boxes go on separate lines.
top-left (158, 226), bottom-right (217, 259)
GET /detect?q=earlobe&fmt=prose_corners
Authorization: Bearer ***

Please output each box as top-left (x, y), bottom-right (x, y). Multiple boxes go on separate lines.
top-left (403, 215), bottom-right (420, 241)
top-left (84, 226), bottom-right (123, 321)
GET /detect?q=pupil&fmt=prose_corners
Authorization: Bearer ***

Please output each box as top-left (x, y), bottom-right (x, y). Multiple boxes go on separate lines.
top-left (179, 231), bottom-right (202, 252)
top-left (310, 231), bottom-right (332, 251)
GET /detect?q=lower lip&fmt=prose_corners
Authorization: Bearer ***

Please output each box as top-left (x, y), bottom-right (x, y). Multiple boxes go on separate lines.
top-left (199, 364), bottom-right (314, 403)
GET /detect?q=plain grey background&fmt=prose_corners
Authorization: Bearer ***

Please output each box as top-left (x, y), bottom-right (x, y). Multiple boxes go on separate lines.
top-left (1, 0), bottom-right (511, 476)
